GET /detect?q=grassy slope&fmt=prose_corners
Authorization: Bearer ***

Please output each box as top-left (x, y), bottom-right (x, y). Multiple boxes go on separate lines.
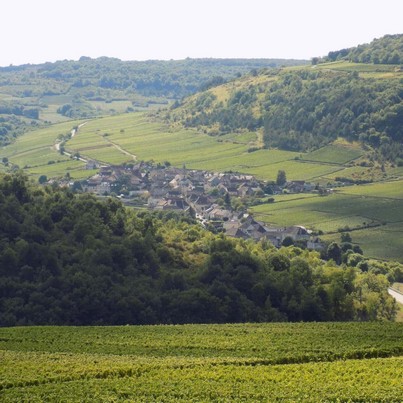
top-left (0, 120), bottom-right (87, 178)
top-left (0, 323), bottom-right (402, 402)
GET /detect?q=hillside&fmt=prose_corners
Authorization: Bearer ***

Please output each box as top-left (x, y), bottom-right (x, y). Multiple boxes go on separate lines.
top-left (1, 323), bottom-right (402, 401)
top-left (0, 172), bottom-right (400, 326)
top-left (325, 33), bottom-right (403, 64)
top-left (162, 34), bottom-right (403, 163)
top-left (0, 57), bottom-right (307, 146)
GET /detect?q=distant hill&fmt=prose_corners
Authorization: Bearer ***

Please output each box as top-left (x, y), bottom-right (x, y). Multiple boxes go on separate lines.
top-left (162, 35), bottom-right (403, 163)
top-left (0, 57), bottom-right (307, 146)
top-left (325, 34), bottom-right (403, 64)
top-left (0, 57), bottom-right (307, 99)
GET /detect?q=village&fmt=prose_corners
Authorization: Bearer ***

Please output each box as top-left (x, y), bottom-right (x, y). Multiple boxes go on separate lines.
top-left (69, 161), bottom-right (326, 250)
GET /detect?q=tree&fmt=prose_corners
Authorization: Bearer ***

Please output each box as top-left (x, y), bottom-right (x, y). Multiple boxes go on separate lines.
top-left (224, 192), bottom-right (231, 208)
top-left (38, 175), bottom-right (48, 184)
top-left (276, 170), bottom-right (287, 186)
top-left (340, 232), bottom-right (352, 243)
top-left (327, 242), bottom-right (342, 265)
top-left (282, 236), bottom-right (294, 247)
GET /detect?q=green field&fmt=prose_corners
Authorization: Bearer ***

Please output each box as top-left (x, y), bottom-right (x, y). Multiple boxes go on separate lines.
top-left (314, 60), bottom-right (401, 75)
top-left (303, 142), bottom-right (364, 164)
top-left (0, 112), bottom-right (395, 184)
top-left (252, 179), bottom-right (403, 261)
top-left (0, 120), bottom-right (86, 179)
top-left (64, 113), bottom-right (370, 183)
top-left (0, 323), bottom-right (402, 402)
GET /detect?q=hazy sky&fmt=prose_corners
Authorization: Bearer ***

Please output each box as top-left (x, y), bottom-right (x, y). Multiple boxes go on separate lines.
top-left (1, 0), bottom-right (402, 66)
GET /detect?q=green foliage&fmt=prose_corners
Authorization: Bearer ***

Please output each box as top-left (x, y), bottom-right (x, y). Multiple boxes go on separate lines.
top-left (276, 169), bottom-right (286, 186)
top-left (0, 323), bottom-right (402, 401)
top-left (0, 173), bottom-right (398, 326)
top-left (38, 175), bottom-right (47, 184)
top-left (326, 34), bottom-right (403, 64)
top-left (262, 70), bottom-right (403, 153)
top-left (252, 181), bottom-right (403, 262)
top-left (0, 57), bottom-right (307, 145)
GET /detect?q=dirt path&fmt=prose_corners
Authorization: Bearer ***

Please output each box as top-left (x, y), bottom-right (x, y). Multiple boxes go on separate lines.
top-left (102, 136), bottom-right (137, 161)
top-left (54, 122), bottom-right (88, 162)
top-left (388, 288), bottom-right (403, 304)
top-left (54, 121), bottom-right (136, 165)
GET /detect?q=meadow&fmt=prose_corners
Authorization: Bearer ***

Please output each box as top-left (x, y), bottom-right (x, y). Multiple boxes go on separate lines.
top-left (0, 323), bottom-right (402, 402)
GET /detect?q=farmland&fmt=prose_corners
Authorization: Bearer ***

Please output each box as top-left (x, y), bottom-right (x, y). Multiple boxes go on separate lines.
top-left (0, 323), bottom-right (402, 401)
top-left (0, 120), bottom-right (87, 179)
top-left (251, 179), bottom-right (403, 261)
top-left (0, 113), bottom-right (394, 186)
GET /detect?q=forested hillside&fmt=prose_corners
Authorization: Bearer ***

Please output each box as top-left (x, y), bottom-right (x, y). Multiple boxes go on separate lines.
top-left (325, 33), bottom-right (403, 64)
top-left (0, 173), bottom-right (400, 326)
top-left (0, 57), bottom-right (306, 146)
top-left (163, 34), bottom-right (402, 162)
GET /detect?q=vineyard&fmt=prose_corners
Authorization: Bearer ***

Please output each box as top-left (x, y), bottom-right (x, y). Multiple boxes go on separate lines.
top-left (1, 323), bottom-right (402, 401)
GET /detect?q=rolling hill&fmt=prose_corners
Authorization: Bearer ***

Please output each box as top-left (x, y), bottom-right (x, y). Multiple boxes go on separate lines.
top-left (325, 33), bottom-right (403, 64)
top-left (0, 57), bottom-right (307, 146)
top-left (161, 34), bottom-right (402, 163)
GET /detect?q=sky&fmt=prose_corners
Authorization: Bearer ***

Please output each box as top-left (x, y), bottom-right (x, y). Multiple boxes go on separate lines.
top-left (1, 0), bottom-right (402, 66)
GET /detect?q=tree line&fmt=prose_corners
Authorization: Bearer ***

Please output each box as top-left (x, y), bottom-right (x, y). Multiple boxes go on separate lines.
top-left (325, 34), bottom-right (403, 65)
top-left (0, 173), bottom-right (400, 326)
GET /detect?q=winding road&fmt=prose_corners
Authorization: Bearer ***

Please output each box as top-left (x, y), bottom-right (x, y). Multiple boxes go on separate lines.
top-left (54, 121), bottom-right (136, 164)
top-left (54, 122), bottom-right (88, 162)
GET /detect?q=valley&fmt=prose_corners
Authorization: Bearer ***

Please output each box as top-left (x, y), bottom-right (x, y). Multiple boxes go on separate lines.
top-left (1, 109), bottom-right (402, 261)
top-left (1, 4), bottom-right (402, 401)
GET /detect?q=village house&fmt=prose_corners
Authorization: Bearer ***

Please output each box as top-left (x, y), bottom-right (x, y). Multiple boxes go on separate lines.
top-left (80, 163), bottom-right (325, 250)
top-left (307, 237), bottom-right (325, 250)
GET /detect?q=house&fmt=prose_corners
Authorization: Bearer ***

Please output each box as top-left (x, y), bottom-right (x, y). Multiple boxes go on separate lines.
top-left (205, 204), bottom-right (232, 221)
top-left (188, 194), bottom-right (213, 215)
top-left (225, 226), bottom-right (249, 239)
top-left (207, 175), bottom-right (221, 188)
top-left (100, 166), bottom-right (113, 176)
top-left (281, 225), bottom-right (310, 241)
top-left (286, 181), bottom-right (305, 193)
top-left (86, 160), bottom-right (100, 170)
top-left (303, 182), bottom-right (314, 192)
top-left (153, 196), bottom-right (190, 212)
top-left (307, 237), bottom-right (325, 251)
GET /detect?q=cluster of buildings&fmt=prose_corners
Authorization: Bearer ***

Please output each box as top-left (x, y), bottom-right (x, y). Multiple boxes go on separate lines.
top-left (77, 162), bottom-right (324, 250)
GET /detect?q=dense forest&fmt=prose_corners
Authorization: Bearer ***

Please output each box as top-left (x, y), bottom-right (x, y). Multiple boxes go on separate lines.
top-left (165, 34), bottom-right (403, 162)
top-left (325, 34), bottom-right (403, 64)
top-left (0, 173), bottom-right (400, 326)
top-left (0, 57), bottom-right (304, 98)
top-left (261, 70), bottom-right (403, 155)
